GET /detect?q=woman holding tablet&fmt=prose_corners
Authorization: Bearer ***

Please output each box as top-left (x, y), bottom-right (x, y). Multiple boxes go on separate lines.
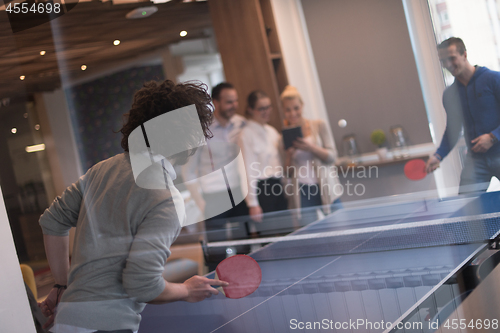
top-left (281, 85), bottom-right (342, 218)
top-left (238, 90), bottom-right (288, 224)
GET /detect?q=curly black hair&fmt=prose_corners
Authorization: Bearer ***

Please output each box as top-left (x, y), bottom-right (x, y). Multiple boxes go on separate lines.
top-left (120, 80), bottom-right (213, 152)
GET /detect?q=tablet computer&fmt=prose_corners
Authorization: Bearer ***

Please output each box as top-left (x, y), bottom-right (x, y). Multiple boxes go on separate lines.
top-left (282, 126), bottom-right (303, 150)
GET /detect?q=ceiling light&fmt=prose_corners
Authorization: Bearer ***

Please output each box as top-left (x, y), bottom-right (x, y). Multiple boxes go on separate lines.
top-left (126, 6), bottom-right (158, 19)
top-left (11, 128), bottom-right (17, 134)
top-left (20, 76), bottom-right (25, 80)
top-left (152, 0), bottom-right (172, 3)
top-left (180, 30), bottom-right (187, 37)
top-left (40, 50), bottom-right (46, 56)
top-left (34, 124), bottom-right (40, 130)
top-left (25, 144), bottom-right (45, 153)
top-left (23, 113), bottom-right (28, 118)
top-left (81, 65), bottom-right (87, 71)
top-left (113, 40), bottom-right (120, 46)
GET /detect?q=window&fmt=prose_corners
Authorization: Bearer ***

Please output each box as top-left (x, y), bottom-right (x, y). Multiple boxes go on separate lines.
top-left (428, 0), bottom-right (500, 85)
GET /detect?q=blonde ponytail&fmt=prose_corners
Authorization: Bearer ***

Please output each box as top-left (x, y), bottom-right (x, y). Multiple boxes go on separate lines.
top-left (280, 85), bottom-right (303, 104)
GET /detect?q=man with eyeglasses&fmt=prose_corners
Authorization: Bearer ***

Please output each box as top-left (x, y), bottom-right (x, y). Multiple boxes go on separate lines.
top-left (426, 37), bottom-right (500, 193)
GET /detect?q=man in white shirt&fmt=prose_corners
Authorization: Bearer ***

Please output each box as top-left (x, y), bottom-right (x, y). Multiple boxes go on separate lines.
top-left (183, 83), bottom-right (249, 267)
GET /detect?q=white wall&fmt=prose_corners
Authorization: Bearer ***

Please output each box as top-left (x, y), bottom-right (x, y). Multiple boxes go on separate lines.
top-left (37, 89), bottom-right (83, 189)
top-left (270, 0), bottom-right (338, 157)
top-left (272, 0), bottom-right (459, 198)
top-left (36, 89), bottom-right (81, 254)
top-left (300, 0), bottom-right (432, 155)
top-left (0, 186), bottom-right (37, 333)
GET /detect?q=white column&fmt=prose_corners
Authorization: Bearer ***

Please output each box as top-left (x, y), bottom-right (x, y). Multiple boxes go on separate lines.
top-left (36, 89), bottom-right (83, 190)
top-left (403, 0), bottom-right (462, 197)
top-left (35, 89), bottom-right (81, 254)
top-left (270, 0), bottom-right (339, 157)
top-left (487, 0), bottom-right (500, 59)
top-left (0, 186), bottom-right (37, 333)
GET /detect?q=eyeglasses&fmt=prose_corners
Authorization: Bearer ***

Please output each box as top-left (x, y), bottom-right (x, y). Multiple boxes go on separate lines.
top-left (256, 105), bottom-right (272, 112)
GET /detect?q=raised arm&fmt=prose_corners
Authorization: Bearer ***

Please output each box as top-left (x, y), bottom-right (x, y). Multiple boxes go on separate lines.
top-left (428, 91), bottom-right (464, 173)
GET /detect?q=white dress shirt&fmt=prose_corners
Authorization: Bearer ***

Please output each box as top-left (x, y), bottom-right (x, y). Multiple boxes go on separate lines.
top-left (238, 120), bottom-right (283, 207)
top-left (293, 135), bottom-right (317, 185)
top-left (182, 114), bottom-right (246, 194)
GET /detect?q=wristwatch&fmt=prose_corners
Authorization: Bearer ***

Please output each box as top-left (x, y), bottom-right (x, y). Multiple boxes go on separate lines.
top-left (489, 133), bottom-right (498, 144)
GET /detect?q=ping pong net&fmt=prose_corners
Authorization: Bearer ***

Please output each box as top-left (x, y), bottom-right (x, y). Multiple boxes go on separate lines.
top-left (206, 211), bottom-right (500, 261)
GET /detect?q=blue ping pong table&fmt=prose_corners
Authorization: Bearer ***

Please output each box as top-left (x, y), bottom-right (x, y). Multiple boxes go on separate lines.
top-left (139, 191), bottom-right (500, 333)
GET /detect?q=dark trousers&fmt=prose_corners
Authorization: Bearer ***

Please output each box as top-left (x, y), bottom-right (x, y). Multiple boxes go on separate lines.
top-left (257, 177), bottom-right (288, 214)
top-left (459, 154), bottom-right (500, 194)
top-left (203, 188), bottom-right (249, 241)
top-left (299, 183), bottom-right (323, 208)
top-left (299, 183), bottom-right (342, 224)
top-left (203, 188), bottom-right (249, 270)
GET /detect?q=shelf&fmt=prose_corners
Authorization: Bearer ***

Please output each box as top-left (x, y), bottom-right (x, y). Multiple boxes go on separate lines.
top-left (336, 142), bottom-right (436, 168)
top-left (269, 53), bottom-right (282, 60)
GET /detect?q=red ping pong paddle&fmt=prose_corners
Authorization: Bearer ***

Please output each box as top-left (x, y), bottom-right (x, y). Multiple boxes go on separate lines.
top-left (214, 255), bottom-right (262, 299)
top-left (404, 159), bottom-right (427, 181)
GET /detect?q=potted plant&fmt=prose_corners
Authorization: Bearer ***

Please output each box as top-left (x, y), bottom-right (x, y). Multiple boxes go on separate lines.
top-left (370, 129), bottom-right (388, 160)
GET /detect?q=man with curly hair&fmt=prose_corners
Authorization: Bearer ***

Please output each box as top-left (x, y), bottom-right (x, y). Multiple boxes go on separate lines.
top-left (38, 80), bottom-right (228, 333)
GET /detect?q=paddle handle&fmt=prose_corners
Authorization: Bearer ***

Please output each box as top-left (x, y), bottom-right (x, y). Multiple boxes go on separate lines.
top-left (214, 271), bottom-right (226, 296)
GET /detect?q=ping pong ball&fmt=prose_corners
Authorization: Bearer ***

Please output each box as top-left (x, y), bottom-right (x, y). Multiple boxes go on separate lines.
top-left (338, 119), bottom-right (347, 128)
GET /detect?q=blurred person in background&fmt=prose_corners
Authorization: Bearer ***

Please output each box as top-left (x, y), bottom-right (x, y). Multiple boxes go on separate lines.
top-left (238, 90), bottom-right (288, 233)
top-left (281, 85), bottom-right (342, 222)
top-left (426, 37), bottom-right (500, 193)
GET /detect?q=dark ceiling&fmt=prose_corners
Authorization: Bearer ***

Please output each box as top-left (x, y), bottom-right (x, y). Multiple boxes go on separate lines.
top-left (0, 0), bottom-right (212, 99)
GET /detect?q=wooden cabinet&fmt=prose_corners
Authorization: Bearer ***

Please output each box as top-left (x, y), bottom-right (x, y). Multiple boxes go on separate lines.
top-left (208, 0), bottom-right (288, 130)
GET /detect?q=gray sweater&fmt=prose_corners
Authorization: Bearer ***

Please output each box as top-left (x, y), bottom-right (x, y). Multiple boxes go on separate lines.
top-left (39, 153), bottom-right (181, 331)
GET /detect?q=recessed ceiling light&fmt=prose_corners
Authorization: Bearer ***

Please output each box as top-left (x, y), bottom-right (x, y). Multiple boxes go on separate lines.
top-left (25, 143), bottom-right (45, 153)
top-left (34, 124), bottom-right (40, 130)
top-left (113, 40), bottom-right (121, 46)
top-left (11, 128), bottom-right (17, 134)
top-left (23, 113), bottom-right (28, 118)
top-left (20, 76), bottom-right (25, 80)
top-left (40, 50), bottom-right (46, 56)
top-left (81, 65), bottom-right (87, 71)
top-left (180, 30), bottom-right (187, 37)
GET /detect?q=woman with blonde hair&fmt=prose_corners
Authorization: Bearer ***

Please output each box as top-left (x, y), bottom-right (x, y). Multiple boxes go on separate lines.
top-left (281, 85), bottom-right (341, 219)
